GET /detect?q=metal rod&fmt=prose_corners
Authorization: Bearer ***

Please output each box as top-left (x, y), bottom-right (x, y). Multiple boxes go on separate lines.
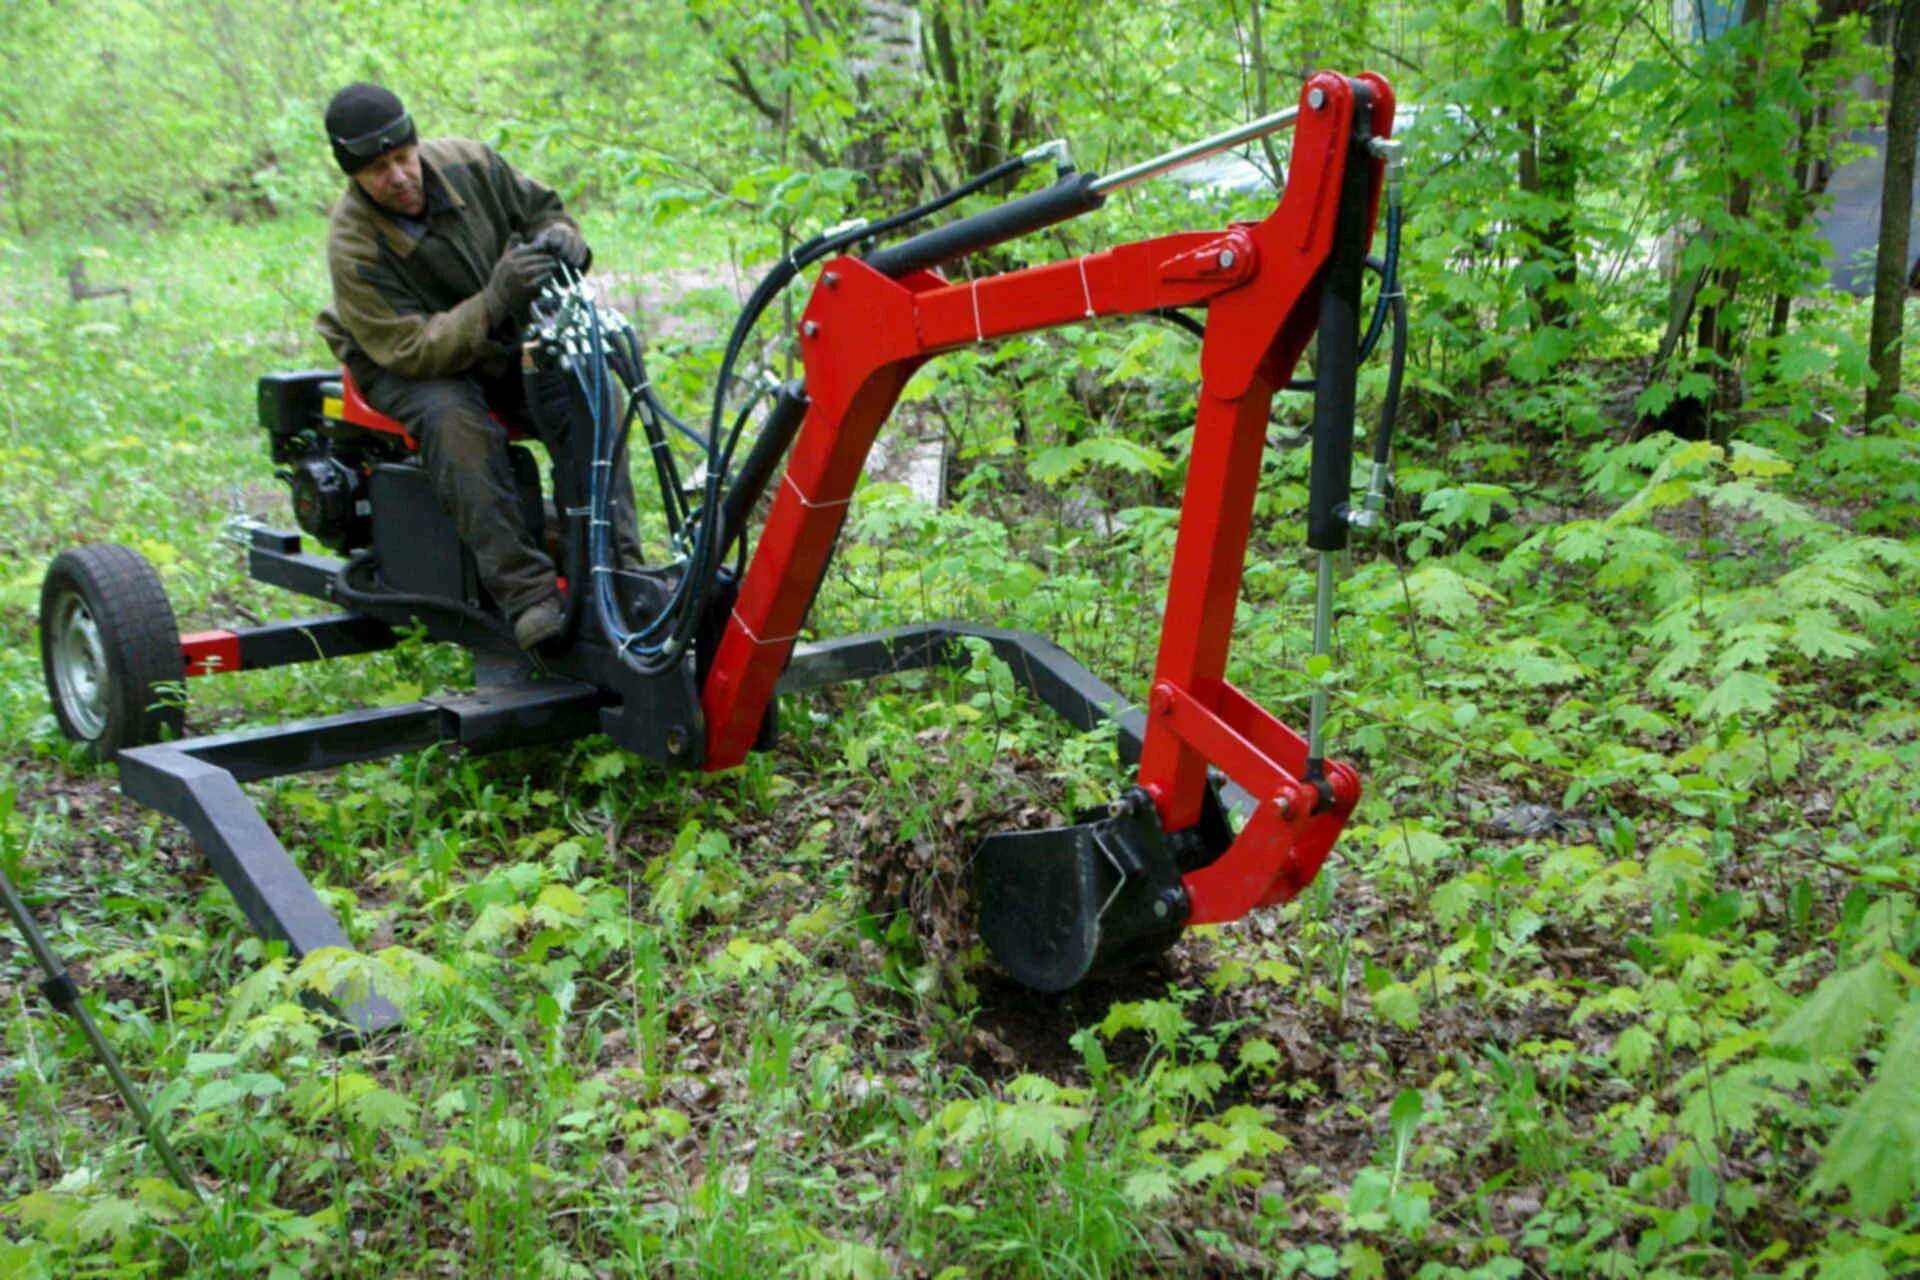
top-left (1307, 552), bottom-right (1335, 764)
top-left (0, 864), bottom-right (203, 1201)
top-left (1091, 106), bottom-right (1301, 195)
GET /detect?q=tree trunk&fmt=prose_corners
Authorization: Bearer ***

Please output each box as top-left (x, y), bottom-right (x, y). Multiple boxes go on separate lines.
top-left (1694, 0), bottom-right (1771, 441)
top-left (1507, 0), bottom-right (1581, 329)
top-left (1867, 0), bottom-right (1920, 426)
top-left (844, 0), bottom-right (926, 193)
top-left (1538, 1), bottom-right (1582, 329)
top-left (1769, 0), bottom-right (1858, 341)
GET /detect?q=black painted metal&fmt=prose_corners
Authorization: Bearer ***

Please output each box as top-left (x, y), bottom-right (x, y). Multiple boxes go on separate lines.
top-left (865, 172), bottom-right (1106, 279)
top-left (117, 680), bottom-right (602, 1037)
top-left (370, 464), bottom-right (480, 606)
top-left (230, 614), bottom-right (398, 670)
top-left (1305, 80), bottom-right (1375, 554)
top-left (245, 525), bottom-right (706, 767)
top-left (214, 527), bottom-right (1253, 1010)
top-left (782, 622), bottom-right (1150, 758)
top-left (973, 788), bottom-right (1187, 991)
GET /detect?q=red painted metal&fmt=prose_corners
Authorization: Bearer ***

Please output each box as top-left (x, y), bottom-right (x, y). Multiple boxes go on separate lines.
top-left (181, 630), bottom-right (242, 678)
top-left (334, 368), bottom-right (525, 448)
top-left (336, 368), bottom-right (418, 448)
top-left (704, 72), bottom-right (1394, 926)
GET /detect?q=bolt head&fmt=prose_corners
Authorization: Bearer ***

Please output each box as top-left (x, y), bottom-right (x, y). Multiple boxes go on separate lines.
top-left (1217, 249), bottom-right (1236, 269)
top-left (1308, 87), bottom-right (1327, 110)
top-left (1153, 898), bottom-right (1169, 919)
top-left (822, 271), bottom-right (840, 287)
top-left (802, 321), bottom-right (820, 337)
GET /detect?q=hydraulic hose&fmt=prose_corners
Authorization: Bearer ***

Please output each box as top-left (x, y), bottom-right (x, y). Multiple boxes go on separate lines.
top-left (588, 149), bottom-right (1067, 677)
top-left (1287, 201), bottom-right (1401, 392)
top-left (331, 549), bottom-right (516, 643)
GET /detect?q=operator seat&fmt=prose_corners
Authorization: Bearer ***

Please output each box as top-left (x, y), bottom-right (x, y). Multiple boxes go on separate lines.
top-left (335, 366), bottom-right (528, 451)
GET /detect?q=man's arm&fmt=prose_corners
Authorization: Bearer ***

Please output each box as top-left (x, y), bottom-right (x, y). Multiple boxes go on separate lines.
top-left (327, 225), bottom-right (498, 379)
top-left (487, 147), bottom-right (592, 271)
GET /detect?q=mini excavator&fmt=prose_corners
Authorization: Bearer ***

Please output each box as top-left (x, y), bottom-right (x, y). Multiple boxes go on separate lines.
top-left (34, 72), bottom-right (1404, 1035)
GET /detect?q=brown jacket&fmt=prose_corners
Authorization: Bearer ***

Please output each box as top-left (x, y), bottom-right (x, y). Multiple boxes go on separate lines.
top-left (316, 137), bottom-right (578, 379)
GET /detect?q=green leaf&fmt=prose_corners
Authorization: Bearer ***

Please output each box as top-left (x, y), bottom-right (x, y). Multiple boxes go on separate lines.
top-left (1372, 983), bottom-right (1420, 1030)
top-left (71, 1196), bottom-right (146, 1244)
top-left (1695, 669), bottom-right (1777, 721)
top-left (350, 1085), bottom-right (418, 1130)
top-left (1772, 957), bottom-right (1902, 1055)
top-left (1686, 1163), bottom-right (1719, 1209)
top-left (582, 751), bottom-right (627, 783)
top-left (1615, 1025), bottom-right (1657, 1074)
top-left (1810, 1000), bottom-right (1920, 1218)
top-left (1122, 1167), bottom-right (1179, 1206)
top-left (995, 1100), bottom-right (1089, 1162)
top-left (1787, 615), bottom-right (1873, 662)
top-left (1098, 999), bottom-right (1190, 1050)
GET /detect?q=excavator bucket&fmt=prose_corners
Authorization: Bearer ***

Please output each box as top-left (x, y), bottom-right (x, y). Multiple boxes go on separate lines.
top-left (973, 789), bottom-right (1209, 991)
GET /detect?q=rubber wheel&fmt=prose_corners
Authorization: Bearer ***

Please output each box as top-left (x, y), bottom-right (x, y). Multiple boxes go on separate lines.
top-left (39, 544), bottom-right (185, 760)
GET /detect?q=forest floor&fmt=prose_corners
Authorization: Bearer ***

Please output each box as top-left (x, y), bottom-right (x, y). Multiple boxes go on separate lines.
top-left (0, 210), bottom-right (1916, 1279)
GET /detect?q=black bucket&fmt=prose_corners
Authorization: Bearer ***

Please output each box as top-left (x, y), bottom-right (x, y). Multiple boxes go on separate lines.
top-left (972, 788), bottom-right (1196, 991)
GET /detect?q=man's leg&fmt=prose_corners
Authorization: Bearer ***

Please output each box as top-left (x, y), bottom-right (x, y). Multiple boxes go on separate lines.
top-left (357, 368), bottom-right (558, 622)
top-left (498, 365), bottom-right (652, 581)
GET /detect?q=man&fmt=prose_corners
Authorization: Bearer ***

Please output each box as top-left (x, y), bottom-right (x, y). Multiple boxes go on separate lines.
top-left (315, 82), bottom-right (638, 648)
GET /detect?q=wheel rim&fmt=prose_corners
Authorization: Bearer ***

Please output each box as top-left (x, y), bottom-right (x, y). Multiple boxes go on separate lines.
top-left (50, 591), bottom-right (110, 740)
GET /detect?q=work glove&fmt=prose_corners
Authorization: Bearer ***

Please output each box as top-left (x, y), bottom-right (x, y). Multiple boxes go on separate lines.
top-left (531, 222), bottom-right (590, 272)
top-left (482, 243), bottom-right (554, 323)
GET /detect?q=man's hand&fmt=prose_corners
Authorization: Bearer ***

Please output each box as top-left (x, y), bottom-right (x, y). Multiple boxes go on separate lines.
top-left (531, 223), bottom-right (590, 272)
top-left (482, 244), bottom-right (554, 323)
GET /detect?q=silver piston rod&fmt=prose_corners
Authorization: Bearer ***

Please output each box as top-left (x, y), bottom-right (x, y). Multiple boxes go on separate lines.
top-left (1307, 551), bottom-right (1335, 765)
top-left (1091, 105), bottom-right (1301, 195)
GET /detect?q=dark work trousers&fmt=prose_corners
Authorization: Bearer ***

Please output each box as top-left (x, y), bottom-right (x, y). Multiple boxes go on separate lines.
top-left (349, 354), bottom-right (645, 619)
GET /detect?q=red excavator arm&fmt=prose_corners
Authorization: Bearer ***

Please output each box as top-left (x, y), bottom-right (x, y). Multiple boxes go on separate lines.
top-left (704, 71), bottom-right (1394, 983)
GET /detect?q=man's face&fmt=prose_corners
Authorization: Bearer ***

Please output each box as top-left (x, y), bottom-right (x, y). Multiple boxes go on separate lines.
top-left (354, 144), bottom-right (425, 218)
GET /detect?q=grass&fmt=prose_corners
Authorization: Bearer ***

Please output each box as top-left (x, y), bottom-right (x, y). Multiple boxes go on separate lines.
top-left (1, 206), bottom-right (1918, 1278)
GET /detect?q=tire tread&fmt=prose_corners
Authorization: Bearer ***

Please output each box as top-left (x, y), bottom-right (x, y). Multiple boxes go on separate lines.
top-left (39, 544), bottom-right (185, 759)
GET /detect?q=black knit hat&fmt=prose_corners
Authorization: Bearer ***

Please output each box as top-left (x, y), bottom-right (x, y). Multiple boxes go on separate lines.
top-left (324, 83), bottom-right (418, 174)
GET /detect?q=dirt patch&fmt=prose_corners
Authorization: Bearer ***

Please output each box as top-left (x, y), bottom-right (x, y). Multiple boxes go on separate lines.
top-left (598, 264), bottom-right (750, 345)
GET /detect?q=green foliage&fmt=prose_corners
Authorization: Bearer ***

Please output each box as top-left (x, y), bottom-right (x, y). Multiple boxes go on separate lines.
top-left (2, 2), bottom-right (1917, 1276)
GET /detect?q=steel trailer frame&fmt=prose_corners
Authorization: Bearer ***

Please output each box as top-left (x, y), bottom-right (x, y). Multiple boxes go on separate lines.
top-left (135, 525), bottom-right (1217, 1034)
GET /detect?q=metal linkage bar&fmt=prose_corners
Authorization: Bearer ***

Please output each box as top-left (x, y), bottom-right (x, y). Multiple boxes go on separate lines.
top-left (243, 525), bottom-right (339, 603)
top-left (1, 864), bottom-right (203, 1198)
top-left (182, 614), bottom-right (397, 678)
top-left (780, 621), bottom-right (1253, 815)
top-left (117, 680), bottom-right (603, 1038)
top-left (783, 622), bottom-right (1146, 754)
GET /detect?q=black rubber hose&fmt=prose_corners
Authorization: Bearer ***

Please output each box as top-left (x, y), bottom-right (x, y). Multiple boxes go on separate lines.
top-left (580, 155), bottom-right (1053, 677)
top-left (331, 550), bottom-right (515, 642)
top-left (1148, 307), bottom-right (1207, 340)
top-left (717, 380), bottom-right (809, 561)
top-left (1374, 288), bottom-right (1407, 470)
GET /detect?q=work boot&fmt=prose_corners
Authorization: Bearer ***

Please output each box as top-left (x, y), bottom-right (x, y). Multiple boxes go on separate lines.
top-left (513, 595), bottom-right (566, 650)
